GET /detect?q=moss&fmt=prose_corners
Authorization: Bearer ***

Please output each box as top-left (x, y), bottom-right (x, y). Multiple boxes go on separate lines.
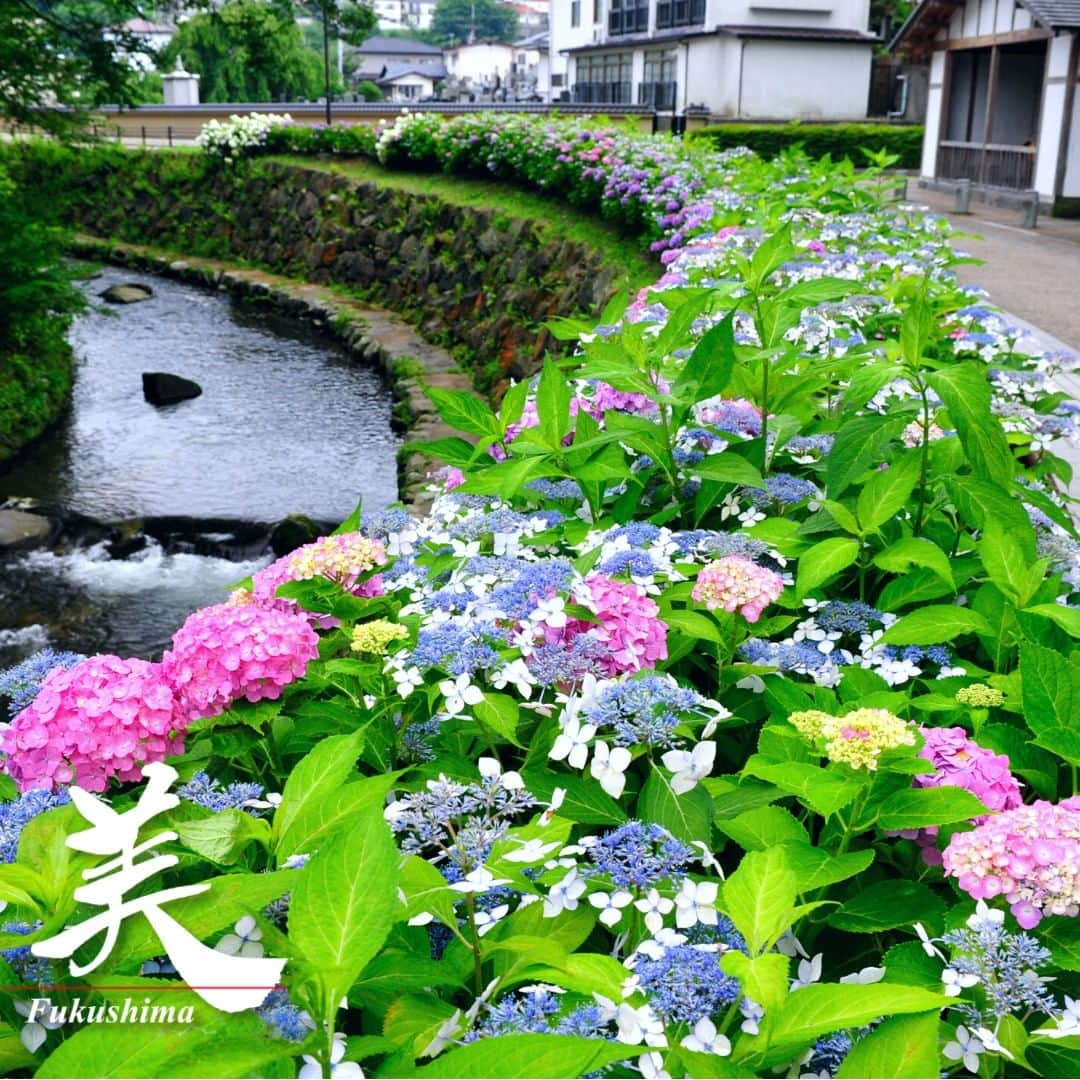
top-left (0, 322), bottom-right (74, 465)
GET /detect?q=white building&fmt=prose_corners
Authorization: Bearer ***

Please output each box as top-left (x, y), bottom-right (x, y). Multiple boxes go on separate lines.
top-left (444, 41), bottom-right (518, 91)
top-left (372, 0), bottom-right (437, 31)
top-left (549, 0), bottom-right (876, 118)
top-left (892, 0), bottom-right (1080, 214)
top-left (109, 17), bottom-right (174, 71)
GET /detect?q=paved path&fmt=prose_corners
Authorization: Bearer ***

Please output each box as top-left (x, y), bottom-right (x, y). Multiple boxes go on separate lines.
top-left (907, 187), bottom-right (1080, 487)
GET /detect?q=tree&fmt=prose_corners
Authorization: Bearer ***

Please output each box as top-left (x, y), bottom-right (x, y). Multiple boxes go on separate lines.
top-left (159, 0), bottom-right (329, 103)
top-left (0, 0), bottom-right (156, 134)
top-left (431, 0), bottom-right (518, 43)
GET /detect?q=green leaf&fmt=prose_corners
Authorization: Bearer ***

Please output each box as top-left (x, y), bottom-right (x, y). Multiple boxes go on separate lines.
top-left (662, 608), bottom-right (723, 644)
top-left (1024, 603), bottom-right (1080, 637)
top-left (520, 770), bottom-right (626, 825)
top-left (692, 454), bottom-right (764, 488)
top-left (875, 786), bottom-right (989, 830)
top-left (536, 358), bottom-right (571, 449)
top-left (176, 810), bottom-right (269, 866)
top-left (979, 524), bottom-right (1045, 606)
top-left (673, 311), bottom-right (737, 408)
top-left (722, 847), bottom-right (798, 955)
top-left (474, 693), bottom-right (523, 748)
top-left (288, 805), bottom-right (399, 1003)
top-left (277, 773), bottom-right (402, 859)
top-left (1020, 641), bottom-right (1076, 736)
top-left (881, 941), bottom-right (946, 987)
top-left (873, 537), bottom-right (954, 588)
top-left (835, 1011), bottom-right (941, 1078)
top-left (878, 605), bottom-right (991, 645)
top-left (826, 414), bottom-right (906, 498)
top-left (408, 436), bottom-right (477, 468)
top-left (947, 477), bottom-right (1037, 561)
top-left (721, 951), bottom-right (790, 1013)
top-left (927, 366), bottom-right (1015, 488)
top-left (796, 537), bottom-right (859, 599)
top-left (273, 729), bottom-right (364, 855)
top-left (742, 757), bottom-right (865, 818)
top-left (829, 881), bottom-right (945, 934)
top-left (1026, 1038), bottom-right (1080, 1079)
top-left (520, 953), bottom-right (628, 999)
top-left (715, 805), bottom-right (808, 851)
top-left (412, 1035), bottom-right (632, 1079)
top-left (455, 456), bottom-right (548, 497)
top-left (637, 770), bottom-right (713, 845)
top-left (424, 386), bottom-right (501, 440)
top-left (755, 984), bottom-right (947, 1066)
top-left (748, 225), bottom-right (795, 288)
top-left (856, 452), bottom-right (920, 531)
top-left (779, 844), bottom-right (874, 891)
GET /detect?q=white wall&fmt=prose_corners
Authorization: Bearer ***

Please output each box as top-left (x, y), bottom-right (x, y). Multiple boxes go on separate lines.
top-left (548, 0), bottom-right (603, 100)
top-left (737, 40), bottom-right (872, 119)
top-left (1033, 35), bottom-right (1073, 198)
top-left (1062, 73), bottom-right (1080, 198)
top-left (685, 36), bottom-right (741, 115)
top-left (445, 43), bottom-right (516, 85)
top-left (386, 74), bottom-right (436, 100)
top-left (710, 0), bottom-right (871, 33)
top-left (921, 49), bottom-right (946, 177)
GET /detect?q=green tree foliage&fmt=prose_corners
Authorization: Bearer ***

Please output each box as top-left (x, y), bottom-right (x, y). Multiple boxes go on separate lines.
top-left (0, 0), bottom-right (153, 134)
top-left (160, 0), bottom-right (330, 103)
top-left (431, 0), bottom-right (518, 43)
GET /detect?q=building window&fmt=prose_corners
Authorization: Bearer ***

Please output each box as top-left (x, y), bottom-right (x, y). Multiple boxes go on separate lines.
top-left (573, 50), bottom-right (633, 103)
top-left (656, 0), bottom-right (706, 29)
top-left (608, 0), bottom-right (649, 35)
top-left (593, 0), bottom-right (602, 21)
top-left (571, 1), bottom-right (581, 27)
top-left (639, 48), bottom-right (677, 109)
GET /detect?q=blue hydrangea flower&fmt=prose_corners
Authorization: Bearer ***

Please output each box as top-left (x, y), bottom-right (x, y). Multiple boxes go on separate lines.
top-left (0, 788), bottom-right (71, 863)
top-left (587, 821), bottom-right (691, 889)
top-left (176, 772), bottom-right (265, 814)
top-left (583, 675), bottom-right (707, 748)
top-left (635, 944), bottom-right (740, 1024)
top-left (0, 649), bottom-right (85, 716)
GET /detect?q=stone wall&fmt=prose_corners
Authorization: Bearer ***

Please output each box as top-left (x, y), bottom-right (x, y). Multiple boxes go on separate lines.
top-left (15, 150), bottom-right (625, 391)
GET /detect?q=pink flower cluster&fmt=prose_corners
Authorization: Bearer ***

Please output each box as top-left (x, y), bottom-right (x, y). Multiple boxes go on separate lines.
top-left (163, 602), bottom-right (320, 723)
top-left (943, 799), bottom-right (1080, 929)
top-left (573, 378), bottom-right (670, 420)
top-left (900, 726), bottom-right (1023, 865)
top-left (560, 574), bottom-right (668, 675)
top-left (692, 555), bottom-right (784, 623)
top-left (248, 532), bottom-right (387, 607)
top-left (0, 656), bottom-right (185, 793)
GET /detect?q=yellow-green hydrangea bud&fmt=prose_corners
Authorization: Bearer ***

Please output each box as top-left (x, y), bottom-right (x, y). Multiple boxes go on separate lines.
top-left (351, 619), bottom-right (408, 656)
top-left (955, 683), bottom-right (1004, 708)
top-left (788, 709), bottom-right (833, 739)
top-left (812, 708), bottom-right (916, 771)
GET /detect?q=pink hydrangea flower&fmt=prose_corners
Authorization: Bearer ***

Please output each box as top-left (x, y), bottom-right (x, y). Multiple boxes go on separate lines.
top-left (0, 655), bottom-right (185, 793)
top-left (562, 574), bottom-right (668, 675)
top-left (900, 726), bottom-right (1024, 865)
top-left (692, 556), bottom-right (783, 623)
top-left (943, 800), bottom-right (1080, 929)
top-left (162, 602), bottom-right (320, 723)
top-left (247, 532), bottom-right (387, 608)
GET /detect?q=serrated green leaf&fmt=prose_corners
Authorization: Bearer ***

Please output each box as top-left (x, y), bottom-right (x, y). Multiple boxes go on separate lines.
top-left (835, 1010), bottom-right (941, 1078)
top-left (796, 537), bottom-right (859, 599)
top-left (878, 605), bottom-right (991, 645)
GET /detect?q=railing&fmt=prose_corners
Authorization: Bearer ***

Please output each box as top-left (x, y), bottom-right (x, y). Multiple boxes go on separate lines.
top-left (638, 81), bottom-right (678, 110)
top-left (656, 0), bottom-right (706, 28)
top-left (937, 140), bottom-right (1036, 191)
top-left (573, 81), bottom-right (633, 104)
top-left (609, 1), bottom-right (650, 35)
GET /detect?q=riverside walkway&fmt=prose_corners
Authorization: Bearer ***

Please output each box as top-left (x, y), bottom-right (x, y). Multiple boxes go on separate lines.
top-left (910, 186), bottom-right (1080, 485)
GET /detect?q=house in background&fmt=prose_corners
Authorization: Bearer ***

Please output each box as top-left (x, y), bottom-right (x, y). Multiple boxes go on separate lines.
top-left (356, 35), bottom-right (445, 82)
top-left (110, 17), bottom-right (174, 71)
top-left (371, 0), bottom-right (437, 31)
top-left (548, 0), bottom-right (877, 118)
top-left (376, 61), bottom-right (448, 100)
top-left (891, 0), bottom-right (1080, 213)
top-left (444, 41), bottom-right (517, 93)
top-left (515, 28), bottom-right (552, 97)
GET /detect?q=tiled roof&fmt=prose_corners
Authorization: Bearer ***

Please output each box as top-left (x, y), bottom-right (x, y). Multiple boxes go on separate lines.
top-left (1021, 0), bottom-right (1080, 27)
top-left (358, 36), bottom-right (443, 55)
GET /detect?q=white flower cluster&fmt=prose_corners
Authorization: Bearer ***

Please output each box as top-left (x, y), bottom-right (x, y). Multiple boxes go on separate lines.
top-left (196, 112), bottom-right (293, 163)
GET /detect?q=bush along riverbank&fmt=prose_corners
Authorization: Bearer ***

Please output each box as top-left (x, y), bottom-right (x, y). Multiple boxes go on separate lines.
top-left (0, 162), bottom-right (82, 466)
top-left (2, 141), bottom-right (635, 393)
top-left (0, 113), bottom-right (1079, 1079)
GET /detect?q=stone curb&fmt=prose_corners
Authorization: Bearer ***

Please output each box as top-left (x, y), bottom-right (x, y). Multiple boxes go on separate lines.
top-left (71, 234), bottom-right (478, 514)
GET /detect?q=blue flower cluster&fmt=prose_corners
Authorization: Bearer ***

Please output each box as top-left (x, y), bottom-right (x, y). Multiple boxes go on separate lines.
top-left (583, 676), bottom-right (706, 748)
top-left (466, 990), bottom-right (611, 1043)
top-left (528, 636), bottom-right (608, 688)
top-left (0, 648), bottom-right (85, 717)
top-left (488, 560), bottom-right (575, 619)
top-left (410, 623), bottom-right (504, 676)
top-left (634, 944), bottom-right (740, 1024)
top-left (256, 989), bottom-right (311, 1042)
top-left (942, 919), bottom-right (1055, 1023)
top-left (587, 821), bottom-right (691, 888)
top-left (0, 788), bottom-right (71, 863)
top-left (176, 772), bottom-right (265, 814)
top-left (746, 474), bottom-right (820, 508)
top-left (2, 919), bottom-right (50, 983)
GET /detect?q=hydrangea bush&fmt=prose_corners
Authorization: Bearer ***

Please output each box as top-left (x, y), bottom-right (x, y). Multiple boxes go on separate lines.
top-left (2, 114), bottom-right (1080, 1079)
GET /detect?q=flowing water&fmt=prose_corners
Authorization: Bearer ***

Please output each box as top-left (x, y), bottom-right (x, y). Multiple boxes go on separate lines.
top-left (0, 265), bottom-right (401, 663)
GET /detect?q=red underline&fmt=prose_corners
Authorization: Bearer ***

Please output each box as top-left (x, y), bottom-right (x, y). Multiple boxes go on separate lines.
top-left (0, 985), bottom-right (284, 991)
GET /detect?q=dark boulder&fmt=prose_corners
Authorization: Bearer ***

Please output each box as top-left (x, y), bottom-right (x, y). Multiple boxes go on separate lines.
top-left (142, 372), bottom-right (202, 407)
top-left (269, 513), bottom-right (321, 556)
